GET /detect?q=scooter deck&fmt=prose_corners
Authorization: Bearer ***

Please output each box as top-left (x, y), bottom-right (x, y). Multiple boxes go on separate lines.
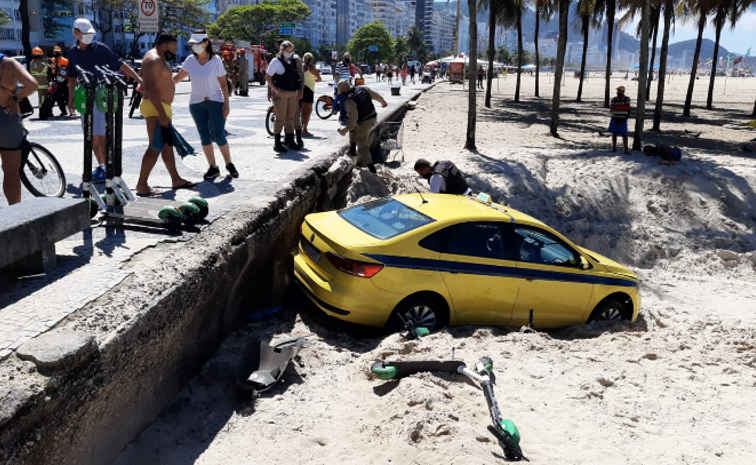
top-left (99, 197), bottom-right (199, 229)
top-left (235, 337), bottom-right (309, 393)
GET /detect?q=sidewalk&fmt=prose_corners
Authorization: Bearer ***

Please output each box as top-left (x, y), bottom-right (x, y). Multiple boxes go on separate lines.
top-left (0, 78), bottom-right (429, 358)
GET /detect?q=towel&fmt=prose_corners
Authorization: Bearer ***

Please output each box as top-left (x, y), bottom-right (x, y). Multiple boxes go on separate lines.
top-left (151, 122), bottom-right (195, 157)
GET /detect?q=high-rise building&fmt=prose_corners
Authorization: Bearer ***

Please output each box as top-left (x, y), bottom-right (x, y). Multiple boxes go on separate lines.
top-left (431, 10), bottom-right (454, 56)
top-left (371, 0), bottom-right (393, 35)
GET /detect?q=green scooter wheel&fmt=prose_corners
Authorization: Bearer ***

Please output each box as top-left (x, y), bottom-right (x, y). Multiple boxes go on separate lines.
top-left (178, 202), bottom-right (201, 227)
top-left (188, 196), bottom-right (209, 219)
top-left (371, 365), bottom-right (398, 380)
top-left (158, 206), bottom-right (183, 230)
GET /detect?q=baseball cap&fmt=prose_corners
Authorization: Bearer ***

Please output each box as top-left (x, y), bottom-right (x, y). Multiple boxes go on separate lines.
top-left (74, 18), bottom-right (96, 34)
top-left (616, 85), bottom-right (626, 91)
top-left (188, 33), bottom-right (208, 44)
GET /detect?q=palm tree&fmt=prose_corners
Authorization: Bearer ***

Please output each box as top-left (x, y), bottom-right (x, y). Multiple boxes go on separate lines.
top-left (652, 0), bottom-right (677, 131)
top-left (395, 36), bottom-right (408, 64)
top-left (645, 4), bottom-right (661, 101)
top-left (632, 0), bottom-right (650, 150)
top-left (681, 0), bottom-right (715, 117)
top-left (574, 0), bottom-right (599, 102)
top-left (406, 26), bottom-right (425, 59)
top-left (479, 0), bottom-right (506, 107)
top-left (705, 0), bottom-right (747, 110)
top-left (603, 0), bottom-right (618, 107)
top-left (533, 0), bottom-right (554, 98)
top-left (467, 0), bottom-right (479, 150)
top-left (550, 0), bottom-right (570, 136)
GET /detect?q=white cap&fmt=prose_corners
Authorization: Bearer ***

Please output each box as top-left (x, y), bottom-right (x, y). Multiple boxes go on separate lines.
top-left (188, 33), bottom-right (208, 44)
top-left (74, 18), bottom-right (96, 34)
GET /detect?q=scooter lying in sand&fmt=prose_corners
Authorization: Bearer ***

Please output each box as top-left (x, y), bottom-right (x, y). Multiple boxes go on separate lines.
top-left (371, 356), bottom-right (527, 461)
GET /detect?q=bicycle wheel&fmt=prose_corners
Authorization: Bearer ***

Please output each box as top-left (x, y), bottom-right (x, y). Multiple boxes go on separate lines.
top-left (20, 142), bottom-right (66, 198)
top-left (266, 105), bottom-right (276, 136)
top-left (315, 95), bottom-right (334, 120)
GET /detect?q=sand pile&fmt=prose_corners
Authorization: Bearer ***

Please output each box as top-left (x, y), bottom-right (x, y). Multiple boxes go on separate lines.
top-left (114, 82), bottom-right (756, 464)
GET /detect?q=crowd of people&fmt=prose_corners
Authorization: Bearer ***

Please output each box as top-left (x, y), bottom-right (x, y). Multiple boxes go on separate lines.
top-left (2, 17), bottom-right (453, 206)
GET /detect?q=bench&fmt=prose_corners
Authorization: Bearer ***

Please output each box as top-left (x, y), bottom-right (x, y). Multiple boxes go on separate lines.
top-left (0, 198), bottom-right (90, 275)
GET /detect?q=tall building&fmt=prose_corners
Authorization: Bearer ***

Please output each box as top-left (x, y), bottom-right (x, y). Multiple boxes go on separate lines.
top-left (371, 0), bottom-right (393, 35)
top-left (1, 0), bottom-right (44, 55)
top-left (415, 0), bottom-right (434, 38)
top-left (431, 10), bottom-right (454, 56)
top-left (299, 0), bottom-right (337, 46)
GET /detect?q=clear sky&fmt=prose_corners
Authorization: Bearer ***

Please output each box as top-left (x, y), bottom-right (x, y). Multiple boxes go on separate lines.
top-left (629, 11), bottom-right (756, 56)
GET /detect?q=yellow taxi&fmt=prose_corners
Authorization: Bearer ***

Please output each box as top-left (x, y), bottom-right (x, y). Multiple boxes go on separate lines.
top-left (294, 194), bottom-right (640, 330)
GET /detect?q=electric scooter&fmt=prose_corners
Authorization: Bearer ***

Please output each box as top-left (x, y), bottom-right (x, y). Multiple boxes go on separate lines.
top-left (77, 65), bottom-right (208, 230)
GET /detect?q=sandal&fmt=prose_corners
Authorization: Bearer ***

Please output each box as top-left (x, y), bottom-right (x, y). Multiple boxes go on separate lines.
top-left (136, 188), bottom-right (164, 197)
top-left (173, 180), bottom-right (198, 190)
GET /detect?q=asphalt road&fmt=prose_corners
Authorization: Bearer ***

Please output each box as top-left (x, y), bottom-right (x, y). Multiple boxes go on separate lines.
top-left (0, 76), bottom-right (429, 356)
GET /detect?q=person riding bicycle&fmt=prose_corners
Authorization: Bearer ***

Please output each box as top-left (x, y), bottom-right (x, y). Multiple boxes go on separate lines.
top-left (0, 48), bottom-right (39, 205)
top-left (332, 53), bottom-right (355, 125)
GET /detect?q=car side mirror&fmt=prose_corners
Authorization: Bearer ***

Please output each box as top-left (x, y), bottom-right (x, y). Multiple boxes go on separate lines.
top-left (579, 256), bottom-right (591, 270)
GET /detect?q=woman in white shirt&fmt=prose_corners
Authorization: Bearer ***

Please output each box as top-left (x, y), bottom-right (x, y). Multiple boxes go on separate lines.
top-left (173, 32), bottom-right (238, 179)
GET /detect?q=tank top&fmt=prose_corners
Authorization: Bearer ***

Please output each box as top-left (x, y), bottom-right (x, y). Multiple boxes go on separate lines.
top-left (304, 68), bottom-right (315, 91)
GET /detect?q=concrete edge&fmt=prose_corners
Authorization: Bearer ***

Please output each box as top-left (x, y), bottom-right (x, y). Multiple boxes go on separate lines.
top-left (0, 87), bottom-right (428, 465)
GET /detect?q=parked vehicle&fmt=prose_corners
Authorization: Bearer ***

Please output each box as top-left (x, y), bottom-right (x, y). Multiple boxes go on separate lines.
top-left (294, 194), bottom-right (640, 330)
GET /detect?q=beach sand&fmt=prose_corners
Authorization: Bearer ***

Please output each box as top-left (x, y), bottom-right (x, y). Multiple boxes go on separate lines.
top-left (113, 74), bottom-right (756, 465)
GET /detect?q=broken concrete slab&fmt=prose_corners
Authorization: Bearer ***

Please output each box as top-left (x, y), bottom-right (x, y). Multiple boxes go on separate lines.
top-left (16, 329), bottom-right (96, 372)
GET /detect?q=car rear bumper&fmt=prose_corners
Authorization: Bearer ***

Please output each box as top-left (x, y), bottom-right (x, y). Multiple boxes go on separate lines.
top-left (293, 254), bottom-right (398, 328)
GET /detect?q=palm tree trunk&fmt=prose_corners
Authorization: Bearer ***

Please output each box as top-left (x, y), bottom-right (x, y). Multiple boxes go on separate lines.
top-left (652, 1), bottom-right (672, 131)
top-left (604, 0), bottom-right (615, 108)
top-left (535, 7), bottom-right (541, 98)
top-left (645, 9), bottom-right (659, 102)
top-left (632, 0), bottom-right (650, 151)
top-left (515, 8), bottom-right (523, 102)
top-left (486, 5), bottom-right (496, 108)
top-left (550, 0), bottom-right (569, 136)
top-left (576, 20), bottom-right (588, 102)
top-left (466, 0), bottom-right (478, 150)
top-left (706, 21), bottom-right (723, 110)
top-left (19, 0), bottom-right (31, 70)
top-left (683, 12), bottom-right (706, 117)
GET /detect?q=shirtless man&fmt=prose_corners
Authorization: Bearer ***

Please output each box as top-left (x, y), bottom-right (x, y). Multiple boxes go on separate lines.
top-left (0, 46), bottom-right (38, 205)
top-left (136, 33), bottom-right (195, 196)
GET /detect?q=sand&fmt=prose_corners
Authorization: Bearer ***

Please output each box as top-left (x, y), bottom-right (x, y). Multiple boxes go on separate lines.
top-left (113, 75), bottom-right (756, 464)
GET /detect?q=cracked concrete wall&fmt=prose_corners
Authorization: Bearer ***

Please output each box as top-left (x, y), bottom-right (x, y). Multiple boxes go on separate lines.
top-left (0, 95), bottom-right (418, 465)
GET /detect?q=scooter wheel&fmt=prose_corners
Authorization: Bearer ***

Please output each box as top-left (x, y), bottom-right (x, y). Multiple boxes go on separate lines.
top-left (178, 202), bottom-right (201, 227)
top-left (188, 196), bottom-right (209, 219)
top-left (158, 206), bottom-right (183, 230)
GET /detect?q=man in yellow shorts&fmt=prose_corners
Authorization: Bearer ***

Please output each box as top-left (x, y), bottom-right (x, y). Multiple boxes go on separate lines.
top-left (137, 33), bottom-right (196, 196)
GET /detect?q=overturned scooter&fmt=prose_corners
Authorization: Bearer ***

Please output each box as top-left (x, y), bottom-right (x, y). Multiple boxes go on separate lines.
top-left (235, 336), bottom-right (310, 401)
top-left (371, 356), bottom-right (527, 461)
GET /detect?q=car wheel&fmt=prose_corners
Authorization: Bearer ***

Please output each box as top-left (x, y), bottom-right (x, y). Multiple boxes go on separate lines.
top-left (588, 298), bottom-right (629, 323)
top-left (389, 296), bottom-right (448, 332)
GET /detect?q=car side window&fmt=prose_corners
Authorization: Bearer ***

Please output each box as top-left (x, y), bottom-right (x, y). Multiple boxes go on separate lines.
top-left (444, 223), bottom-right (507, 260)
top-left (512, 227), bottom-right (578, 267)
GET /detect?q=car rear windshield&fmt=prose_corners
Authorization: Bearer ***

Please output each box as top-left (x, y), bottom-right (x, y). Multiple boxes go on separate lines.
top-left (338, 198), bottom-right (434, 240)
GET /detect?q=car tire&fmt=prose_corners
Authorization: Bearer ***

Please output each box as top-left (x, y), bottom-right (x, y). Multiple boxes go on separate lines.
top-left (388, 296), bottom-right (448, 332)
top-left (587, 298), bottom-right (629, 323)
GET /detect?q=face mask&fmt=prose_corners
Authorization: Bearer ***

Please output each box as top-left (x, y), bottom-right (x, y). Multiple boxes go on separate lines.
top-left (192, 44), bottom-right (205, 54)
top-left (53, 52), bottom-right (61, 57)
top-left (283, 51), bottom-right (293, 59)
top-left (80, 34), bottom-right (94, 45)
top-left (164, 50), bottom-right (176, 62)
top-left (344, 58), bottom-right (350, 64)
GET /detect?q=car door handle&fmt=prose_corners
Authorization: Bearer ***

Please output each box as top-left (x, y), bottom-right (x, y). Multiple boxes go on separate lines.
top-left (523, 273), bottom-right (535, 282)
top-left (449, 267), bottom-right (460, 274)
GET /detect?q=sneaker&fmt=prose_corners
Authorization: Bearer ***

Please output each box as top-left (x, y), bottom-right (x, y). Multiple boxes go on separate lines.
top-left (226, 163), bottom-right (239, 178)
top-left (203, 165), bottom-right (221, 179)
top-left (92, 166), bottom-right (106, 182)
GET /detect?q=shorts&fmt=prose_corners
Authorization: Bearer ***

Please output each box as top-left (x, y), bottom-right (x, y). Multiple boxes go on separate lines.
top-left (80, 104), bottom-right (106, 137)
top-left (0, 108), bottom-right (24, 150)
top-left (140, 100), bottom-right (173, 118)
top-left (301, 86), bottom-right (314, 104)
top-left (608, 117), bottom-right (628, 135)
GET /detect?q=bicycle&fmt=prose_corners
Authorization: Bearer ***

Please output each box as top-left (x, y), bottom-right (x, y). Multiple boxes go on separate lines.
top-left (265, 104), bottom-right (276, 136)
top-left (315, 94), bottom-right (334, 120)
top-left (18, 110), bottom-right (66, 198)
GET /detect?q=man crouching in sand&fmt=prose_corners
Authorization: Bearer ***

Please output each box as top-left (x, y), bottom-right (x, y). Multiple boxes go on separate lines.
top-left (137, 33), bottom-right (196, 196)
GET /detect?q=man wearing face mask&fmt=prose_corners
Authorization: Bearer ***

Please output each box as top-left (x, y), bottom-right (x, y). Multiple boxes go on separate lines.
top-left (135, 33), bottom-right (196, 196)
top-left (413, 159), bottom-right (470, 195)
top-left (67, 18), bottom-right (141, 182)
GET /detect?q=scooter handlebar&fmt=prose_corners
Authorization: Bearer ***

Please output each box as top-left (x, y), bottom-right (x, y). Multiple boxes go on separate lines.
top-left (95, 65), bottom-right (127, 88)
top-left (76, 65), bottom-right (92, 85)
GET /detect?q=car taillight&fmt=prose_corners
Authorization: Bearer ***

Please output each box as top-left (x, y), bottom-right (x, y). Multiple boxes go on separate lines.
top-left (325, 252), bottom-right (384, 278)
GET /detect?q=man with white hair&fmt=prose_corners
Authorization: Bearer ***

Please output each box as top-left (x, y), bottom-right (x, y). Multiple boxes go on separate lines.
top-left (336, 80), bottom-right (387, 173)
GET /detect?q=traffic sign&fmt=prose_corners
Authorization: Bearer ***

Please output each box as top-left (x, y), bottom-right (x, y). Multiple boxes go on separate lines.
top-left (279, 22), bottom-right (296, 29)
top-left (278, 28), bottom-right (294, 35)
top-left (139, 0), bottom-right (159, 33)
top-left (407, 51), bottom-right (416, 56)
top-left (368, 45), bottom-right (378, 52)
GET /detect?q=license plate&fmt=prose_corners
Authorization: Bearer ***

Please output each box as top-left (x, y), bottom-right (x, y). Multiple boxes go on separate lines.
top-left (304, 242), bottom-right (321, 263)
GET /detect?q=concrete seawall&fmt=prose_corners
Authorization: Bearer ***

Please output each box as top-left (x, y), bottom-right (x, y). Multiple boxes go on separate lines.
top-left (0, 87), bottom-right (427, 465)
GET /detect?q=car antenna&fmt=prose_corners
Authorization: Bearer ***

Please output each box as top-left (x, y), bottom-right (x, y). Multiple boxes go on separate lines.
top-left (411, 175), bottom-right (429, 204)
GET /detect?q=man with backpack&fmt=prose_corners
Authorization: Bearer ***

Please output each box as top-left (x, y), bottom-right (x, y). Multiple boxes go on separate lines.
top-left (414, 159), bottom-right (470, 195)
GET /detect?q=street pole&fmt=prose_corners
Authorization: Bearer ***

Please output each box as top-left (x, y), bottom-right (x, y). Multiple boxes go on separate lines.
top-left (453, 0), bottom-right (461, 57)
